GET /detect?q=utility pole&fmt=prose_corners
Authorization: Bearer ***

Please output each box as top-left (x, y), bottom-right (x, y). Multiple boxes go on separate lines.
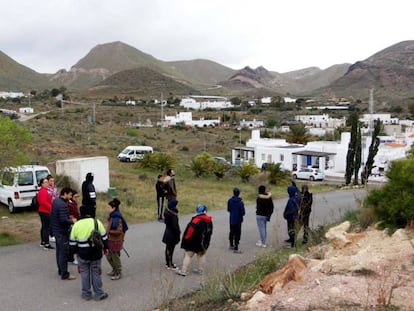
top-left (160, 92), bottom-right (163, 131)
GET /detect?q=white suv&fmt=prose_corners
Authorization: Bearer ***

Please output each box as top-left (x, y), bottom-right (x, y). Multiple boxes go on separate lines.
top-left (292, 168), bottom-right (325, 181)
top-left (0, 165), bottom-right (50, 213)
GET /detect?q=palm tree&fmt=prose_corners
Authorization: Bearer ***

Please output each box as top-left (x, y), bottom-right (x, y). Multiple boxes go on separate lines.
top-left (286, 123), bottom-right (311, 144)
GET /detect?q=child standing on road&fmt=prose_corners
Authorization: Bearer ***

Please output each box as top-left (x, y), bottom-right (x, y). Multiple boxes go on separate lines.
top-left (106, 198), bottom-right (128, 280)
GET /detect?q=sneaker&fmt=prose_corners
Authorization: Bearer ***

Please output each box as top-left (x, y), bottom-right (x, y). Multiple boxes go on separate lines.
top-left (261, 244), bottom-right (267, 248)
top-left (63, 275), bottom-right (76, 280)
top-left (176, 269), bottom-right (187, 276)
top-left (166, 264), bottom-right (178, 271)
top-left (81, 295), bottom-right (92, 301)
top-left (255, 241), bottom-right (263, 247)
top-left (40, 242), bottom-right (45, 248)
top-left (49, 236), bottom-right (56, 243)
top-left (96, 293), bottom-right (108, 301)
top-left (228, 245), bottom-right (234, 250)
top-left (192, 268), bottom-right (203, 275)
top-left (111, 273), bottom-right (122, 280)
top-left (233, 249), bottom-right (243, 254)
top-left (72, 259), bottom-right (78, 265)
top-left (43, 244), bottom-right (55, 250)
top-left (107, 271), bottom-right (115, 276)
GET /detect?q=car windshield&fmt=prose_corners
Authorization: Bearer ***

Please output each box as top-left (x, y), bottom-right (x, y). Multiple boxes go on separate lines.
top-left (121, 148), bottom-right (131, 155)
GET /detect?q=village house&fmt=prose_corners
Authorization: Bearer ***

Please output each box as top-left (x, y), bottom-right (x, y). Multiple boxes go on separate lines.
top-left (231, 129), bottom-right (413, 178)
top-left (180, 95), bottom-right (233, 110)
top-left (162, 111), bottom-right (220, 127)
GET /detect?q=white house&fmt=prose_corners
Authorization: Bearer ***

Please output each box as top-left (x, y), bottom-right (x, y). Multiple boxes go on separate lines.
top-left (231, 129), bottom-right (413, 177)
top-left (163, 112), bottom-right (220, 127)
top-left (239, 119), bottom-right (264, 128)
top-left (0, 91), bottom-right (24, 98)
top-left (19, 107), bottom-right (34, 114)
top-left (180, 96), bottom-right (233, 110)
top-left (360, 113), bottom-right (399, 125)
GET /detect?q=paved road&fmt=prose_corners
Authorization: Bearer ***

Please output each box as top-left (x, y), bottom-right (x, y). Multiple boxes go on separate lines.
top-left (0, 188), bottom-right (366, 311)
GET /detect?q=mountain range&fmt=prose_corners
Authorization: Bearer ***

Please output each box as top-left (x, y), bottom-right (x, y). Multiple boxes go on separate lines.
top-left (1, 40), bottom-right (414, 101)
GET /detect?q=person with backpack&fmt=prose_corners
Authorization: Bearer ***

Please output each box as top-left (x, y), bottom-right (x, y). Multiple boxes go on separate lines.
top-left (69, 208), bottom-right (109, 301)
top-left (176, 204), bottom-right (213, 277)
top-left (50, 187), bottom-right (77, 280)
top-left (298, 184), bottom-right (313, 244)
top-left (106, 198), bottom-right (128, 281)
top-left (255, 185), bottom-right (274, 248)
top-left (283, 184), bottom-right (300, 248)
top-left (162, 198), bottom-right (180, 270)
top-left (227, 187), bottom-right (245, 253)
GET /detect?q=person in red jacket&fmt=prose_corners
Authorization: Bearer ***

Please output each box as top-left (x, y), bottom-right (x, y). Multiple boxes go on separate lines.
top-left (37, 178), bottom-right (54, 249)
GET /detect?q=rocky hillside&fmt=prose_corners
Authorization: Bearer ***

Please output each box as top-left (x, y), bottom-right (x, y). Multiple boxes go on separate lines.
top-left (316, 40), bottom-right (414, 101)
top-left (241, 222), bottom-right (414, 311)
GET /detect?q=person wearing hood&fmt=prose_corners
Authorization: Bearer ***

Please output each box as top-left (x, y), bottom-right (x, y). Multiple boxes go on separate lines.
top-left (106, 198), bottom-right (128, 280)
top-left (227, 187), bottom-right (245, 253)
top-left (176, 204), bottom-right (213, 276)
top-left (283, 185), bottom-right (300, 247)
top-left (81, 172), bottom-right (97, 218)
top-left (255, 185), bottom-right (274, 248)
top-left (298, 184), bottom-right (313, 244)
top-left (162, 199), bottom-right (181, 270)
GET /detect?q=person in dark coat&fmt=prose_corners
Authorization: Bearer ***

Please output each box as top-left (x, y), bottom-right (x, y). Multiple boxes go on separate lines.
top-left (227, 187), bottom-right (245, 253)
top-left (283, 185), bottom-right (300, 247)
top-left (81, 172), bottom-right (96, 218)
top-left (298, 184), bottom-right (313, 244)
top-left (255, 185), bottom-right (274, 248)
top-left (176, 204), bottom-right (213, 276)
top-left (162, 199), bottom-right (180, 270)
top-left (156, 174), bottom-right (167, 222)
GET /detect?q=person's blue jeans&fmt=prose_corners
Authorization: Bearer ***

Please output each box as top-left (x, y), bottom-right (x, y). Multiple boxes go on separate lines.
top-left (55, 234), bottom-right (69, 279)
top-left (78, 256), bottom-right (105, 299)
top-left (256, 215), bottom-right (267, 245)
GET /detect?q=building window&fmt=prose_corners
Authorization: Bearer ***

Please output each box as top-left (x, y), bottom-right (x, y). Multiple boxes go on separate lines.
top-left (280, 154), bottom-right (284, 161)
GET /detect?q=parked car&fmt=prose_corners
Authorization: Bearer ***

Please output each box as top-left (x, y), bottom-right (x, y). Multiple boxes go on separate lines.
top-left (213, 157), bottom-right (231, 166)
top-left (292, 168), bottom-right (325, 181)
top-left (0, 165), bottom-right (50, 213)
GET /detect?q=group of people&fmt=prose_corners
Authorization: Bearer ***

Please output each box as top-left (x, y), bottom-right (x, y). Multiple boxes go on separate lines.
top-left (37, 172), bottom-right (129, 301)
top-left (157, 169), bottom-right (214, 276)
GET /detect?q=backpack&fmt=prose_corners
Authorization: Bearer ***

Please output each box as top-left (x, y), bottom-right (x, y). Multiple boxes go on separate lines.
top-left (30, 193), bottom-right (39, 210)
top-left (88, 219), bottom-right (103, 251)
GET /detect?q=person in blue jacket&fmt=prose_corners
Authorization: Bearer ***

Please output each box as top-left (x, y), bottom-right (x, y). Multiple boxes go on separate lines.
top-left (227, 187), bottom-right (245, 253)
top-left (283, 185), bottom-right (300, 247)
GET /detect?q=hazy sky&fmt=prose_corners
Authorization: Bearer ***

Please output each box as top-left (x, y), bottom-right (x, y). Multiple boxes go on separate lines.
top-left (1, 0), bottom-right (413, 74)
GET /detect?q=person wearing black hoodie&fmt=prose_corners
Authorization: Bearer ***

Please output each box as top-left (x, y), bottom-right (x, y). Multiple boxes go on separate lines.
top-left (255, 185), bottom-right (274, 248)
top-left (81, 172), bottom-right (96, 218)
top-left (227, 187), bottom-right (245, 253)
top-left (162, 199), bottom-right (180, 270)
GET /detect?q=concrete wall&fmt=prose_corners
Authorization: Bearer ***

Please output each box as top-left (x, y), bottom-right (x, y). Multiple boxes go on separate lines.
top-left (56, 156), bottom-right (110, 193)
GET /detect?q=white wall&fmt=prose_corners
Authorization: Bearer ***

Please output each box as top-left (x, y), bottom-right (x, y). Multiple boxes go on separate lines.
top-left (56, 156), bottom-right (110, 193)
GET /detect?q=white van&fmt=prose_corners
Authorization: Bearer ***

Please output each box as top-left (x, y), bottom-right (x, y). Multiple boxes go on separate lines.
top-left (0, 165), bottom-right (50, 213)
top-left (117, 146), bottom-right (153, 162)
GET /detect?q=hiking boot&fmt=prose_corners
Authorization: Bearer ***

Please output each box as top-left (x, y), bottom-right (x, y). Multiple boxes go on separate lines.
top-left (96, 293), bottom-right (108, 301)
top-left (43, 244), bottom-right (55, 250)
top-left (111, 273), bottom-right (122, 280)
top-left (176, 269), bottom-right (187, 276)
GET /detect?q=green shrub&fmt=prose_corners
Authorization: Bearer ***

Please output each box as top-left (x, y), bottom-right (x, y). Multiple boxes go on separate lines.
top-left (237, 163), bottom-right (260, 182)
top-left (189, 152), bottom-right (214, 177)
top-left (365, 159), bottom-right (414, 229)
top-left (266, 163), bottom-right (291, 185)
top-left (139, 153), bottom-right (176, 172)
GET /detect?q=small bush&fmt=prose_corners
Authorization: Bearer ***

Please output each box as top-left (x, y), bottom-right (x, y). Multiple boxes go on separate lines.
top-left (237, 163), bottom-right (260, 182)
